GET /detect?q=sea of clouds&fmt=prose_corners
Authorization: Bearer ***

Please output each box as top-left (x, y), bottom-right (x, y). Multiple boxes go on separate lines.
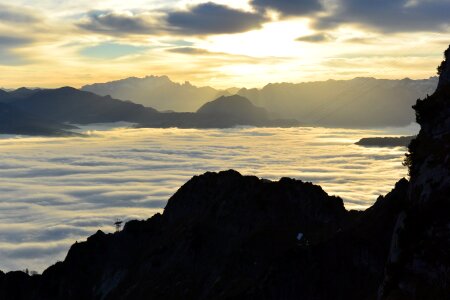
top-left (0, 125), bottom-right (415, 272)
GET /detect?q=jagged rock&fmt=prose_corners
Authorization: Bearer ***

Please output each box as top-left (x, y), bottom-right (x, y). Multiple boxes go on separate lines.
top-left (0, 170), bottom-right (408, 300)
top-left (379, 45), bottom-right (450, 300)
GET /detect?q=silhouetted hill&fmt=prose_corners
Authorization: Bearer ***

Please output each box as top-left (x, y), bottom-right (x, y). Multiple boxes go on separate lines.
top-left (0, 102), bottom-right (78, 136)
top-left (10, 87), bottom-right (159, 124)
top-left (0, 170), bottom-right (409, 300)
top-left (7, 87), bottom-right (40, 100)
top-left (0, 89), bottom-right (9, 101)
top-left (2, 89), bottom-right (298, 133)
top-left (82, 76), bottom-right (229, 112)
top-left (0, 88), bottom-right (40, 103)
top-left (138, 95), bottom-right (299, 128)
top-left (355, 136), bottom-right (415, 147)
top-left (197, 94), bottom-right (269, 122)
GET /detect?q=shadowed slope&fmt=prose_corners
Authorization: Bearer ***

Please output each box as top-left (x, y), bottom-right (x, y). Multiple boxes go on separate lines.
top-left (0, 170), bottom-right (408, 300)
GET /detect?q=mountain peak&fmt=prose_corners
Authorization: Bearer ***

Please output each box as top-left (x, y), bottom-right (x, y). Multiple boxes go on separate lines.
top-left (197, 94), bottom-right (262, 115)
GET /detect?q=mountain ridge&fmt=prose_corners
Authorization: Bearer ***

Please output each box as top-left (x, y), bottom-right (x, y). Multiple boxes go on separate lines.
top-left (0, 89), bottom-right (298, 134)
top-left (82, 75), bottom-right (438, 128)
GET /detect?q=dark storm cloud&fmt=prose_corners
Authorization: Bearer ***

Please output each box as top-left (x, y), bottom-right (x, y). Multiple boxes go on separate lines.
top-left (314, 0), bottom-right (450, 32)
top-left (296, 33), bottom-right (332, 43)
top-left (166, 2), bottom-right (267, 35)
top-left (251, 0), bottom-right (323, 16)
top-left (78, 11), bottom-right (160, 35)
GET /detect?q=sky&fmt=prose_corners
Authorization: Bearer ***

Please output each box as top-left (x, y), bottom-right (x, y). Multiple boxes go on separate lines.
top-left (0, 0), bottom-right (449, 88)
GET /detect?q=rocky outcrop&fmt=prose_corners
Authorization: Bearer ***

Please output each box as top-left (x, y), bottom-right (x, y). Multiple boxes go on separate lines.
top-left (0, 170), bottom-right (408, 300)
top-left (378, 45), bottom-right (450, 300)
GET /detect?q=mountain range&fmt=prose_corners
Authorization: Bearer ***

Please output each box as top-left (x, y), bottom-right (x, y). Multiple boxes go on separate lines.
top-left (83, 76), bottom-right (438, 128)
top-left (0, 75), bottom-right (438, 136)
top-left (0, 88), bottom-right (297, 136)
top-left (82, 75), bottom-right (231, 112)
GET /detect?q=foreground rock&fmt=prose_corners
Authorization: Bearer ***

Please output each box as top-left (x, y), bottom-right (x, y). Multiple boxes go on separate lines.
top-left (0, 170), bottom-right (408, 300)
top-left (378, 45), bottom-right (450, 300)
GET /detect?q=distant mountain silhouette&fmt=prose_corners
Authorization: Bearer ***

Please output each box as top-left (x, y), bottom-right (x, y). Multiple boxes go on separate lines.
top-left (0, 89), bottom-right (297, 135)
top-left (196, 95), bottom-right (270, 126)
top-left (355, 136), bottom-right (415, 147)
top-left (0, 89), bottom-right (9, 100)
top-left (0, 88), bottom-right (40, 103)
top-left (138, 95), bottom-right (299, 128)
top-left (238, 77), bottom-right (437, 127)
top-left (82, 76), bottom-right (437, 128)
top-left (11, 87), bottom-right (159, 124)
top-left (82, 76), bottom-right (229, 112)
top-left (0, 102), bottom-right (78, 136)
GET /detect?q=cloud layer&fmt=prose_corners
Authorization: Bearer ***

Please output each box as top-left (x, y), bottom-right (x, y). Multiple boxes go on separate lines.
top-left (0, 125), bottom-right (413, 272)
top-left (167, 2), bottom-right (267, 35)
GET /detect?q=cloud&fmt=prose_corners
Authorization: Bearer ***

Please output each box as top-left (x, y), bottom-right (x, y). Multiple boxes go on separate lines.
top-left (78, 11), bottom-right (160, 35)
top-left (0, 4), bottom-right (40, 24)
top-left (166, 2), bottom-right (267, 35)
top-left (0, 35), bottom-right (34, 65)
top-left (0, 125), bottom-right (411, 272)
top-left (78, 3), bottom-right (268, 37)
top-left (314, 0), bottom-right (450, 33)
top-left (296, 33), bottom-right (333, 43)
top-left (167, 47), bottom-right (212, 55)
top-left (251, 0), bottom-right (323, 16)
top-left (80, 42), bottom-right (148, 59)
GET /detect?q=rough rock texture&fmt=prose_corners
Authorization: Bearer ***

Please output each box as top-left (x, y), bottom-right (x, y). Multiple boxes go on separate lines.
top-left (0, 170), bottom-right (408, 300)
top-left (379, 45), bottom-right (450, 300)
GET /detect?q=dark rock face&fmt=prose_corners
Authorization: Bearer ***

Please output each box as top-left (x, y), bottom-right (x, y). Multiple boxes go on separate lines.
top-left (0, 170), bottom-right (408, 300)
top-left (378, 45), bottom-right (450, 300)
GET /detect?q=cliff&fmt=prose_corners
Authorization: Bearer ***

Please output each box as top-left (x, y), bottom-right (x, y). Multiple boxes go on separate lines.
top-left (378, 45), bottom-right (450, 300)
